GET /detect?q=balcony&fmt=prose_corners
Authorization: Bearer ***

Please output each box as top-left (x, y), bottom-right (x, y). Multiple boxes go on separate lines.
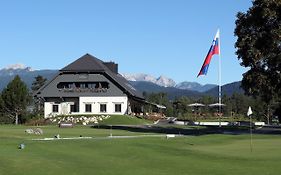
top-left (57, 81), bottom-right (109, 93)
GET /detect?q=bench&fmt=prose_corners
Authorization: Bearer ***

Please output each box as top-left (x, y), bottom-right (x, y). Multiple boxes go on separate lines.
top-left (59, 123), bottom-right (74, 128)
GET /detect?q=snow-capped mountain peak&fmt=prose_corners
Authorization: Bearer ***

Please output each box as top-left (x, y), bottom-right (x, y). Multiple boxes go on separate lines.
top-left (156, 75), bottom-right (176, 87)
top-left (121, 73), bottom-right (176, 87)
top-left (3, 63), bottom-right (32, 70)
top-left (0, 64), bottom-right (33, 76)
top-left (121, 73), bottom-right (154, 82)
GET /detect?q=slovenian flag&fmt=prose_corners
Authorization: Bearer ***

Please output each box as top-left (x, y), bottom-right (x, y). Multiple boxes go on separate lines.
top-left (197, 29), bottom-right (220, 77)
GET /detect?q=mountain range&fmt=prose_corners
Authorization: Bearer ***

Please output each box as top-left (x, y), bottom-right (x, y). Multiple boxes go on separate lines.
top-left (122, 73), bottom-right (176, 87)
top-left (121, 73), bottom-right (217, 92)
top-left (0, 64), bottom-right (243, 98)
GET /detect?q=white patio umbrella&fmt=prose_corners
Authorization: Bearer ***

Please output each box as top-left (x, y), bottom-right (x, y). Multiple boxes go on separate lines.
top-left (188, 103), bottom-right (205, 107)
top-left (155, 104), bottom-right (166, 109)
top-left (188, 103), bottom-right (205, 122)
top-left (209, 103), bottom-right (226, 128)
top-left (208, 103), bottom-right (226, 107)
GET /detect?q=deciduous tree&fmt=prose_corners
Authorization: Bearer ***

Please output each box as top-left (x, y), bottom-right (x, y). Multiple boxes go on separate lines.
top-left (234, 0), bottom-right (281, 117)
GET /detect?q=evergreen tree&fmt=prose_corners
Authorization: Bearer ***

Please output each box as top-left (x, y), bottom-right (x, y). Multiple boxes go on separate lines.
top-left (0, 95), bottom-right (12, 123)
top-left (31, 75), bottom-right (47, 116)
top-left (1, 75), bottom-right (31, 124)
top-left (0, 95), bottom-right (4, 113)
top-left (146, 92), bottom-right (174, 117)
top-left (31, 75), bottom-right (47, 92)
top-left (234, 0), bottom-right (281, 117)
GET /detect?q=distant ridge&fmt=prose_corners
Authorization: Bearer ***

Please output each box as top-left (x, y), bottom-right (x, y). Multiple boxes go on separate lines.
top-left (175, 81), bottom-right (216, 92)
top-left (0, 67), bottom-right (58, 91)
top-left (205, 81), bottom-right (244, 96)
top-left (121, 73), bottom-right (216, 92)
top-left (129, 81), bottom-right (202, 99)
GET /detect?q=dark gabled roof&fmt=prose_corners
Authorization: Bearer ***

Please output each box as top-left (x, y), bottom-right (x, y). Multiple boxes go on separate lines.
top-left (60, 53), bottom-right (106, 72)
top-left (46, 53), bottom-right (143, 100)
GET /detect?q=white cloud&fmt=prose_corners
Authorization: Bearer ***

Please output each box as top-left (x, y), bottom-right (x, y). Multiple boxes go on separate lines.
top-left (4, 63), bottom-right (27, 70)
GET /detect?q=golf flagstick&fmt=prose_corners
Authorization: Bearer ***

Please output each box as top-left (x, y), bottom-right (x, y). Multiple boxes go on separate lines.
top-left (247, 106), bottom-right (253, 152)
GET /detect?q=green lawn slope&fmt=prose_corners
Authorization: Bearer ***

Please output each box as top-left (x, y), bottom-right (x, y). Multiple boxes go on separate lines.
top-left (99, 115), bottom-right (152, 125)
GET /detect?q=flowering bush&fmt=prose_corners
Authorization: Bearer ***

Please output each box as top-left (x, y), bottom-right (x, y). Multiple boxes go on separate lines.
top-left (49, 115), bottom-right (111, 125)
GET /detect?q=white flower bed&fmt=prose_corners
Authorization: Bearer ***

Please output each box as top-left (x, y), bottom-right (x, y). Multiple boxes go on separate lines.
top-left (49, 115), bottom-right (111, 125)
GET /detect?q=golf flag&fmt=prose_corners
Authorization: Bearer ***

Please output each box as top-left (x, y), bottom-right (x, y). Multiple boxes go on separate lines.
top-left (247, 106), bottom-right (253, 116)
top-left (197, 29), bottom-right (220, 77)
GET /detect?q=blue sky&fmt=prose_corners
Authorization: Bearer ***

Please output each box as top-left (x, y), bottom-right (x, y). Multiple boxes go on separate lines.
top-left (0, 0), bottom-right (252, 85)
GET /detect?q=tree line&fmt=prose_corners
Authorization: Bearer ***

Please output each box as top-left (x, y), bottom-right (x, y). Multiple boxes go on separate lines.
top-left (143, 92), bottom-right (272, 123)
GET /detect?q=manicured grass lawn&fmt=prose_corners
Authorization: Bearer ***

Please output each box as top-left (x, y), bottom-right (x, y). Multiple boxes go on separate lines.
top-left (0, 125), bottom-right (281, 175)
top-left (99, 115), bottom-right (153, 125)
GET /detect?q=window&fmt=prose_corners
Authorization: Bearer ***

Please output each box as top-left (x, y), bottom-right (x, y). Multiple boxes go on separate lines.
top-left (70, 104), bottom-right (79, 112)
top-left (115, 104), bottom-right (122, 113)
top-left (52, 105), bottom-right (59, 113)
top-left (85, 104), bottom-right (92, 112)
top-left (70, 83), bottom-right (76, 89)
top-left (80, 83), bottom-right (86, 89)
top-left (100, 104), bottom-right (107, 113)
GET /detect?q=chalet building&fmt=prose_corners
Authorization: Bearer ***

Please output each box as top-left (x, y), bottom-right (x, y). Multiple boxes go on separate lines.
top-left (35, 54), bottom-right (145, 118)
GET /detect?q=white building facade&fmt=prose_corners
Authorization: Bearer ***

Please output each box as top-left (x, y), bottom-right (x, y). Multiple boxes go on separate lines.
top-left (44, 96), bottom-right (128, 118)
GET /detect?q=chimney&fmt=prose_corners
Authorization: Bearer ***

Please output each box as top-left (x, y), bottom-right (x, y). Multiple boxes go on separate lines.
top-left (104, 61), bottom-right (118, 74)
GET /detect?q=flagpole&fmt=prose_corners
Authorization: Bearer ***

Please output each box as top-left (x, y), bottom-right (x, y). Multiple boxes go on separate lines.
top-left (197, 29), bottom-right (221, 127)
top-left (218, 29), bottom-right (222, 128)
